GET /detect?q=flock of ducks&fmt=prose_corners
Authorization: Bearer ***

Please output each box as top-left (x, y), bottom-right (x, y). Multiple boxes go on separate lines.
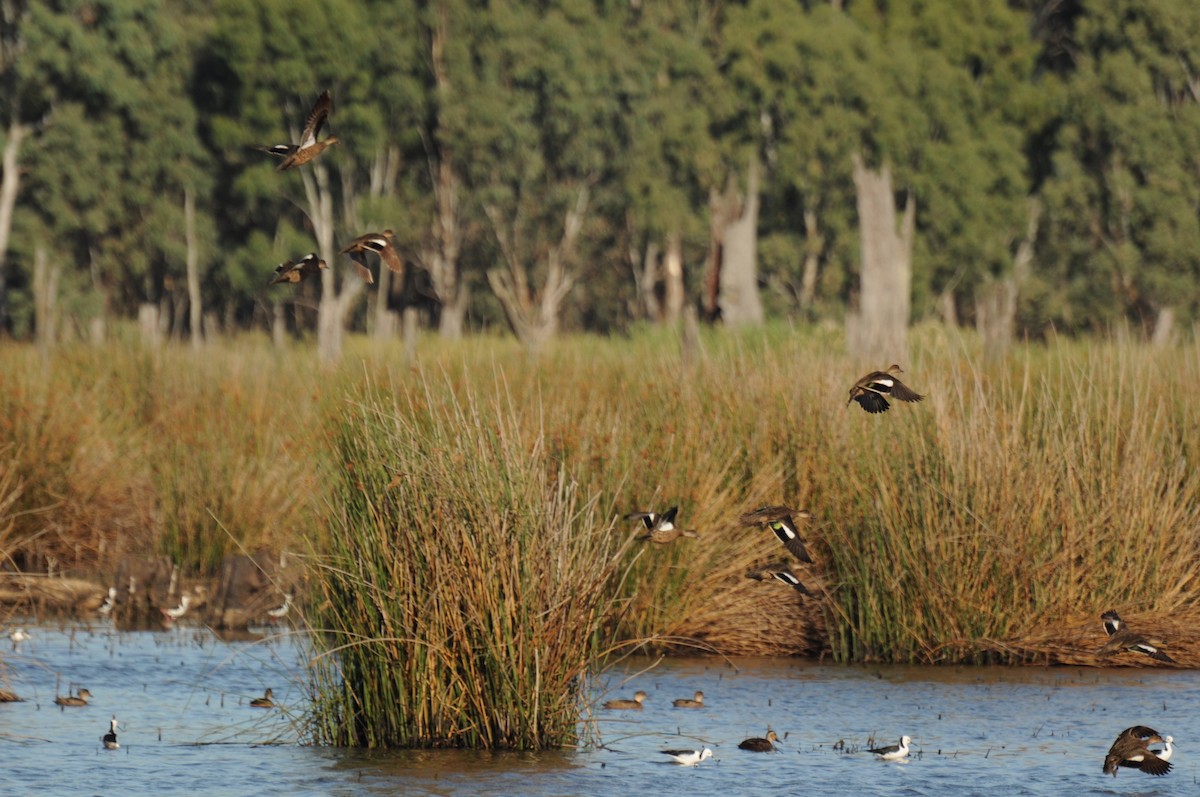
top-left (258, 90), bottom-right (404, 288)
top-left (604, 661), bottom-right (1176, 775)
top-left (619, 366), bottom-right (1180, 777)
top-left (3, 628), bottom-right (279, 750)
top-left (603, 685), bottom-right (914, 767)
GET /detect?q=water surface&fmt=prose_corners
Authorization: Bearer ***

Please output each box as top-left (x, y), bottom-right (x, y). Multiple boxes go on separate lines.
top-left (1, 626), bottom-right (1193, 795)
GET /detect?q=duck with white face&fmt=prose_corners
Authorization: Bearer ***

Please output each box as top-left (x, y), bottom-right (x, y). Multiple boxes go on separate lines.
top-left (101, 717), bottom-right (120, 750)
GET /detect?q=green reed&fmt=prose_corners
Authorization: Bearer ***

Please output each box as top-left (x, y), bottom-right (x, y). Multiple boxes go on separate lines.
top-left (307, 370), bottom-right (631, 748)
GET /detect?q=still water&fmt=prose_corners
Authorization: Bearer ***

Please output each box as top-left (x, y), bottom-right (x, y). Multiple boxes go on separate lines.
top-left (1, 625), bottom-right (1195, 796)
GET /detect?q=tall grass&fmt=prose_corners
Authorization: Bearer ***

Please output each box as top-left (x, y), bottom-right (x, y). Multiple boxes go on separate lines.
top-left (0, 340), bottom-right (327, 575)
top-left (307, 371), bottom-right (631, 748)
top-left (4, 326), bottom-right (1200, 678)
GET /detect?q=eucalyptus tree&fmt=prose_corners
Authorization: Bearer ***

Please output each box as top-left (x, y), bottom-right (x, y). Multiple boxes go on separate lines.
top-left (6, 0), bottom-right (211, 341)
top-left (203, 0), bottom-right (421, 359)
top-left (1030, 0), bottom-right (1200, 338)
top-left (618, 0), bottom-right (725, 326)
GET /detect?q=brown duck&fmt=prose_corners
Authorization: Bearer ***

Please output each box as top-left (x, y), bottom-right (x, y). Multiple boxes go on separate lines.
top-left (1104, 726), bottom-right (1172, 777)
top-left (271, 253), bottom-right (327, 285)
top-left (672, 691), bottom-right (704, 708)
top-left (339, 230), bottom-right (404, 285)
top-left (739, 506), bottom-right (813, 563)
top-left (54, 687), bottom-right (92, 707)
top-left (847, 365), bottom-right (925, 414)
top-left (250, 688), bottom-right (275, 708)
top-left (257, 90), bottom-right (339, 171)
top-left (603, 690), bottom-right (647, 710)
top-left (1098, 610), bottom-right (1176, 664)
top-left (738, 730), bottom-right (780, 752)
top-left (745, 562), bottom-right (810, 596)
top-left (626, 506), bottom-right (699, 544)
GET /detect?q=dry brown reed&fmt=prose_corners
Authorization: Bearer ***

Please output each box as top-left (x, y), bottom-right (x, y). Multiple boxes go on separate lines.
top-left (4, 326), bottom-right (1200, 672)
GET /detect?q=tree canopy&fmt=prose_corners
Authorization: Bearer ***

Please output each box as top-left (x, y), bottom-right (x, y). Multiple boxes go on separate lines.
top-left (1, 0), bottom-right (1197, 343)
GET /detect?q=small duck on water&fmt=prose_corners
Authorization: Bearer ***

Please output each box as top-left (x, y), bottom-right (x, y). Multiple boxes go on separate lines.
top-left (101, 716), bottom-right (120, 750)
top-left (672, 691), bottom-right (705, 708)
top-left (55, 687), bottom-right (92, 707)
top-left (738, 730), bottom-right (780, 752)
top-left (603, 690), bottom-right (647, 710)
top-left (250, 688), bottom-right (275, 708)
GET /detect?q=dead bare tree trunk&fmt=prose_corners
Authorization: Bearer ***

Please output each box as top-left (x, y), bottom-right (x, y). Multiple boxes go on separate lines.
top-left (719, 157), bottom-right (764, 327)
top-left (271, 301), bottom-right (287, 349)
top-left (184, 188), bottom-right (202, 348)
top-left (32, 244), bottom-right (58, 354)
top-left (663, 228), bottom-right (684, 325)
top-left (424, 6), bottom-right (469, 339)
top-left (487, 182), bottom-right (590, 354)
top-left (799, 207), bottom-right (822, 309)
top-left (976, 198), bottom-right (1040, 357)
top-left (638, 239), bottom-right (662, 322)
top-left (847, 154), bottom-right (914, 361)
top-left (302, 161), bottom-right (363, 364)
top-left (0, 121), bottom-right (26, 334)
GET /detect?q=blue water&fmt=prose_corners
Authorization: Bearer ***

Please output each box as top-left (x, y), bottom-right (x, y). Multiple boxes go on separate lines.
top-left (1, 626), bottom-right (1195, 795)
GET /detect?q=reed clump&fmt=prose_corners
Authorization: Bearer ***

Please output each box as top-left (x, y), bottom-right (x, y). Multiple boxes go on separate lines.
top-left (307, 371), bottom-right (631, 749)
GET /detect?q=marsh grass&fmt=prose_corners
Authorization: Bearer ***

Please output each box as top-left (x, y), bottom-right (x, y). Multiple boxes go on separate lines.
top-left (0, 342), bottom-right (327, 575)
top-left (307, 371), bottom-right (633, 748)
top-left (4, 326), bottom-right (1200, 680)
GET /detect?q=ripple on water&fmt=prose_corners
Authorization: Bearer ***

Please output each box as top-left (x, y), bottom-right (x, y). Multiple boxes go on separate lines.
top-left (1, 633), bottom-right (1195, 796)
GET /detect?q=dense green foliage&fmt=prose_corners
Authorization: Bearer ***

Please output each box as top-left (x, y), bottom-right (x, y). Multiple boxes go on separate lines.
top-left (1, 1), bottom-right (1198, 337)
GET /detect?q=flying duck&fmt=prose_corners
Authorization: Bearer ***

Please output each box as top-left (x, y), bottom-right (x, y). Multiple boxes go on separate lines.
top-left (739, 506), bottom-right (813, 563)
top-left (1104, 726), bottom-right (1172, 776)
top-left (339, 230), bottom-right (403, 285)
top-left (257, 90), bottom-right (339, 171)
top-left (250, 688), bottom-right (275, 708)
top-left (55, 687), bottom-right (92, 707)
top-left (672, 691), bottom-right (705, 708)
top-left (603, 690), bottom-right (647, 710)
top-left (1098, 610), bottom-right (1176, 663)
top-left (738, 730), bottom-right (780, 752)
top-left (271, 253), bottom-right (327, 285)
top-left (869, 735), bottom-right (912, 760)
top-left (745, 562), bottom-right (811, 596)
top-left (848, 365), bottom-right (925, 414)
top-left (661, 748), bottom-right (713, 766)
top-left (626, 506), bottom-right (699, 544)
top-left (101, 716), bottom-right (120, 750)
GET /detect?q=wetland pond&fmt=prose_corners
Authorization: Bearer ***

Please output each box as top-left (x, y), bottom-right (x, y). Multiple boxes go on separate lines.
top-left (1, 624), bottom-right (1194, 796)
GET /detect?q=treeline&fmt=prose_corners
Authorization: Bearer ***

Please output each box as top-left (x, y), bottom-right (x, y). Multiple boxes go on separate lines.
top-left (0, 0), bottom-right (1197, 354)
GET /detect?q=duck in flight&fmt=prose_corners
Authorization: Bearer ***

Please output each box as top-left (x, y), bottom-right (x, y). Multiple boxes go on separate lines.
top-left (1098, 610), bottom-right (1176, 663)
top-left (848, 365), bottom-right (925, 414)
top-left (256, 90), bottom-right (339, 171)
top-left (739, 506), bottom-right (813, 563)
top-left (340, 230), bottom-right (404, 285)
top-left (626, 506), bottom-right (699, 544)
top-left (1104, 726), bottom-right (1172, 777)
top-left (271, 253), bottom-right (327, 285)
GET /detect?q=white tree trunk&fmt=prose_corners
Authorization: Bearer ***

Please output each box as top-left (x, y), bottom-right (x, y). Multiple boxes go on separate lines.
top-left (664, 229), bottom-right (684, 325)
top-left (847, 154), bottom-right (914, 361)
top-left (33, 245), bottom-right (59, 353)
top-left (184, 188), bottom-right (203, 348)
top-left (0, 122), bottom-right (26, 332)
top-left (719, 156), bottom-right (764, 327)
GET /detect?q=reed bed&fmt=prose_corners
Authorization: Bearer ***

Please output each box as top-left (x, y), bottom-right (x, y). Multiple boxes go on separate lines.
top-left (0, 340), bottom-right (327, 576)
top-left (4, 326), bottom-right (1200, 683)
top-left (307, 372), bottom-right (632, 748)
